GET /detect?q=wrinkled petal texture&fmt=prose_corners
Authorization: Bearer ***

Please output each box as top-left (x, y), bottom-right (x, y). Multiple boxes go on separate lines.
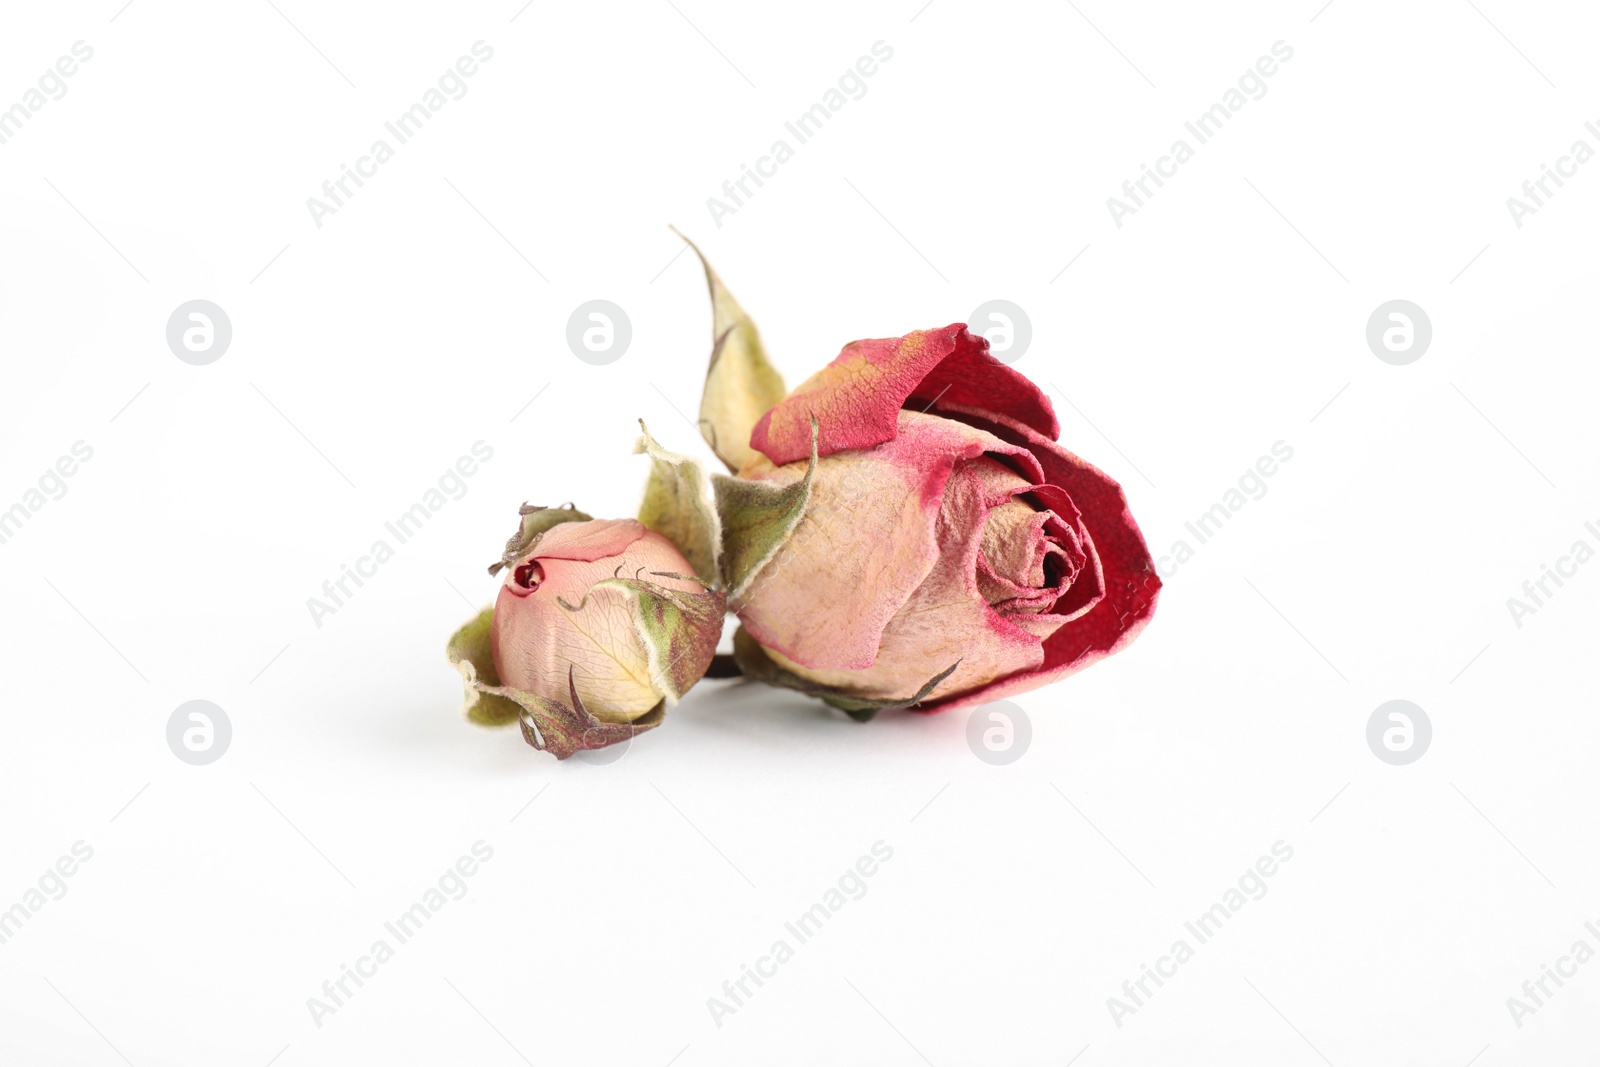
top-left (735, 411), bottom-right (1040, 671)
top-left (766, 454), bottom-right (1047, 700)
top-left (751, 324), bottom-right (1058, 468)
top-left (491, 523), bottom-right (703, 723)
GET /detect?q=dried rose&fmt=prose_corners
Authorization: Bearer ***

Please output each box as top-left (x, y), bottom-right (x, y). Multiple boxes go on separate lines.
top-left (659, 236), bottom-right (1160, 717)
top-left (727, 324), bottom-right (1160, 714)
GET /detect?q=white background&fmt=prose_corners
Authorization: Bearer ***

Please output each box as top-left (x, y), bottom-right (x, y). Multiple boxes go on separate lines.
top-left (1, 1), bottom-right (1597, 1064)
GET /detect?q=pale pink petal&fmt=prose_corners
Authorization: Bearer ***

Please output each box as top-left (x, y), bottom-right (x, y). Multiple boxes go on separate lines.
top-left (766, 457), bottom-right (1045, 700)
top-left (532, 517), bottom-right (646, 563)
top-left (492, 562), bottom-right (658, 722)
top-left (736, 410), bottom-right (1036, 671)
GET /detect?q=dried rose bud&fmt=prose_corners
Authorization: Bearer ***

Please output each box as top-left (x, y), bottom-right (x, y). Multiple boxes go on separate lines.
top-left (493, 518), bottom-right (716, 719)
top-left (448, 509), bottom-right (726, 758)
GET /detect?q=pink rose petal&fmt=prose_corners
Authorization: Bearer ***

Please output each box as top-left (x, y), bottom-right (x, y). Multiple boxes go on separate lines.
top-left (532, 517), bottom-right (647, 563)
top-left (765, 457), bottom-right (1046, 700)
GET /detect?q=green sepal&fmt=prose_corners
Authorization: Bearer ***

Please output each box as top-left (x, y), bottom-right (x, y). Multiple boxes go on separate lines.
top-left (713, 418), bottom-right (817, 601)
top-left (636, 421), bottom-right (722, 586)
top-left (445, 607), bottom-right (524, 727)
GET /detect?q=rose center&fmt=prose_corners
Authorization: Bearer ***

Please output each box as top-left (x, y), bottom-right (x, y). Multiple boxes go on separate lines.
top-left (512, 560), bottom-right (545, 591)
top-left (1041, 547), bottom-right (1066, 588)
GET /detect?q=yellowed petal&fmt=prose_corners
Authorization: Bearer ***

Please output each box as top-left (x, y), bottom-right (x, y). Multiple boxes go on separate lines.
top-left (673, 228), bottom-right (787, 472)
